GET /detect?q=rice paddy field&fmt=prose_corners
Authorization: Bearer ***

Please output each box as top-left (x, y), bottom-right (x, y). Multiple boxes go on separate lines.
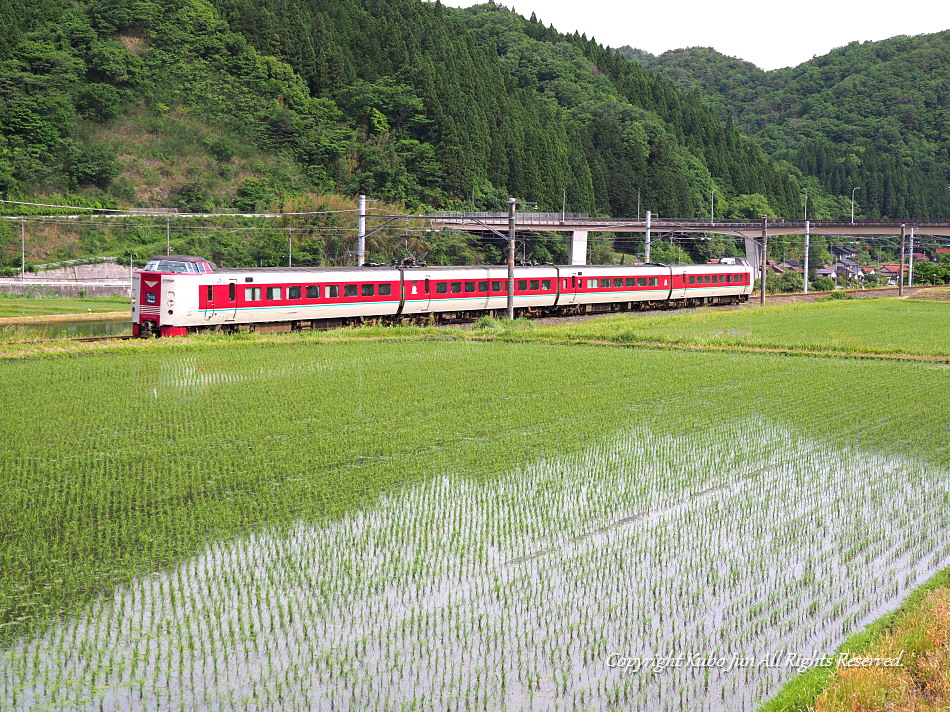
top-left (1, 302), bottom-right (949, 711)
top-left (538, 298), bottom-right (950, 356)
top-left (0, 294), bottom-right (128, 319)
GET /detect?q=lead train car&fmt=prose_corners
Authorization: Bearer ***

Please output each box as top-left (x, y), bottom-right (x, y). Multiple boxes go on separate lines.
top-left (131, 256), bottom-right (753, 337)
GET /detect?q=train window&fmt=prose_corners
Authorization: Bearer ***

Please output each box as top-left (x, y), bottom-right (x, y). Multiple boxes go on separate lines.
top-left (465, 282), bottom-right (476, 293)
top-left (246, 287), bottom-right (262, 301)
top-left (206, 285), bottom-right (213, 302)
top-left (613, 278), bottom-right (623, 288)
top-left (587, 279), bottom-right (598, 289)
top-left (344, 285), bottom-right (357, 297)
top-left (479, 281), bottom-right (489, 292)
top-left (541, 279), bottom-right (551, 290)
top-left (379, 284), bottom-right (392, 296)
top-left (518, 280), bottom-right (528, 290)
top-left (726, 275), bottom-right (732, 283)
top-left (362, 284), bottom-right (375, 297)
top-left (436, 282), bottom-right (448, 294)
top-left (599, 278), bottom-right (610, 288)
top-left (704, 275), bottom-right (711, 284)
top-left (267, 287), bottom-right (282, 300)
top-left (626, 278), bottom-right (635, 286)
top-left (530, 280), bottom-right (540, 290)
top-left (689, 276), bottom-right (695, 285)
top-left (450, 282), bottom-right (462, 293)
top-left (564, 279), bottom-right (570, 289)
top-left (492, 280), bottom-right (503, 291)
top-left (288, 286), bottom-right (301, 299)
top-left (649, 277), bottom-right (658, 286)
top-left (228, 283), bottom-right (235, 301)
top-left (637, 277), bottom-right (647, 287)
top-left (306, 286), bottom-right (321, 298)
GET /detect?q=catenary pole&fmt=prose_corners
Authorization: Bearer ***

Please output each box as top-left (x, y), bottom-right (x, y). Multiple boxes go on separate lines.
top-left (908, 227), bottom-right (915, 287)
top-left (760, 216), bottom-right (768, 307)
top-left (644, 210), bottom-right (651, 263)
top-left (898, 224), bottom-right (906, 297)
top-left (20, 218), bottom-right (25, 282)
top-left (357, 194), bottom-right (366, 266)
top-left (507, 198), bottom-right (516, 320)
top-left (803, 220), bottom-right (810, 293)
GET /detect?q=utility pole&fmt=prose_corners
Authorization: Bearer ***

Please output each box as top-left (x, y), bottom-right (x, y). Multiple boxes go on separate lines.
top-left (288, 232), bottom-right (292, 267)
top-left (760, 216), bottom-right (768, 307)
top-left (507, 198), bottom-right (516, 320)
top-left (637, 189), bottom-right (641, 221)
top-left (561, 188), bottom-right (566, 222)
top-left (357, 194), bottom-right (366, 266)
top-left (645, 210), bottom-right (651, 263)
top-left (908, 227), bottom-right (915, 287)
top-left (898, 224), bottom-right (906, 297)
top-left (803, 220), bottom-right (810, 293)
top-left (165, 217), bottom-right (170, 255)
top-left (20, 218), bottom-right (25, 282)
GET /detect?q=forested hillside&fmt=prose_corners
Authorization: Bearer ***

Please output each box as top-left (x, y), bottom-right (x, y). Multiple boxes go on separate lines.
top-left (0, 0), bottom-right (800, 223)
top-left (647, 32), bottom-right (950, 219)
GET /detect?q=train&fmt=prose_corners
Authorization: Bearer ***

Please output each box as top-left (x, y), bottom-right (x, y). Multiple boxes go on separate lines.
top-left (131, 255), bottom-right (754, 337)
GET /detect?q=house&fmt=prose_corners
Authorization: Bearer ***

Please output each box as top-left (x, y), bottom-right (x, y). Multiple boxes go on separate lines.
top-left (879, 264), bottom-right (908, 284)
top-left (834, 257), bottom-right (862, 280)
top-left (911, 252), bottom-right (929, 262)
top-left (936, 248), bottom-right (950, 261)
top-left (860, 265), bottom-right (876, 276)
top-left (816, 266), bottom-right (836, 281)
top-left (831, 245), bottom-right (859, 261)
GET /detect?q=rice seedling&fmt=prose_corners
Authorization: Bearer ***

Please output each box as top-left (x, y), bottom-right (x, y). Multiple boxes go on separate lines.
top-left (0, 340), bottom-right (947, 710)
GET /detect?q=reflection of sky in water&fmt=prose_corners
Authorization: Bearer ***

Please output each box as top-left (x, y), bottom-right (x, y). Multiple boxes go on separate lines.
top-left (3, 422), bottom-right (948, 712)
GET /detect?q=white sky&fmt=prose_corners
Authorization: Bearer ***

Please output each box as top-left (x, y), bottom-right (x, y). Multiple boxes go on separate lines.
top-left (439, 0), bottom-right (950, 70)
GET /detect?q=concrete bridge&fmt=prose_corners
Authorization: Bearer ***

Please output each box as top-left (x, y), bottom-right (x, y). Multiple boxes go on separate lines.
top-left (429, 212), bottom-right (950, 270)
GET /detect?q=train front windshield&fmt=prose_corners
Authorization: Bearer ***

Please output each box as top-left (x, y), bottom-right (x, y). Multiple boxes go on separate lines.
top-left (143, 260), bottom-right (206, 273)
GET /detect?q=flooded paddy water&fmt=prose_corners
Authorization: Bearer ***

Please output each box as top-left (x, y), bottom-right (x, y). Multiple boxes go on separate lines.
top-left (3, 421), bottom-right (948, 712)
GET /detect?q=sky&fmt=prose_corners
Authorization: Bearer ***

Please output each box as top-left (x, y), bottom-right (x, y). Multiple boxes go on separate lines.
top-left (438, 0), bottom-right (950, 70)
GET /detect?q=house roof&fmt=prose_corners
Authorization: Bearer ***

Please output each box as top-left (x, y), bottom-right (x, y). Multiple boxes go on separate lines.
top-left (831, 245), bottom-right (858, 255)
top-left (836, 257), bottom-right (860, 267)
top-left (860, 265), bottom-right (875, 273)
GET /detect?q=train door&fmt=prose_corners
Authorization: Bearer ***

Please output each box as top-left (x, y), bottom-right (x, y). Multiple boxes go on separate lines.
top-left (423, 274), bottom-right (433, 311)
top-left (225, 279), bottom-right (238, 321)
top-left (565, 272), bottom-right (581, 304)
top-left (203, 283), bottom-right (216, 322)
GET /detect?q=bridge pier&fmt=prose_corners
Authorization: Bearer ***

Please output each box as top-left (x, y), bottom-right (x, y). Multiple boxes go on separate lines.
top-left (568, 230), bottom-right (588, 266)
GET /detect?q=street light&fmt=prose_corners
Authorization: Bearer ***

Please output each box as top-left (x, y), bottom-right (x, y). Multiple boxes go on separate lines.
top-left (851, 187), bottom-right (861, 225)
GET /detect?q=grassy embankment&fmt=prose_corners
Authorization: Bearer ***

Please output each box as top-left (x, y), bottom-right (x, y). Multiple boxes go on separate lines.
top-left (1, 296), bottom-right (947, 360)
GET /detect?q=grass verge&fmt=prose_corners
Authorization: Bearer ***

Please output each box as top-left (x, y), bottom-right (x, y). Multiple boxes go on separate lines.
top-left (760, 571), bottom-right (950, 711)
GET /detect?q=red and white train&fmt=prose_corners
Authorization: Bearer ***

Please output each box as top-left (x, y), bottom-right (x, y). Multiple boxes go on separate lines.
top-left (131, 255), bottom-right (753, 337)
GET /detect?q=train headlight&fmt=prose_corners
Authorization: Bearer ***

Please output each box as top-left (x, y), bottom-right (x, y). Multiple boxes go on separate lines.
top-left (167, 300), bottom-right (175, 307)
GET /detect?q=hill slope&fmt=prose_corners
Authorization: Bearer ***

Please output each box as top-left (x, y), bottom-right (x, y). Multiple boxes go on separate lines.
top-left (0, 0), bottom-right (800, 224)
top-left (646, 32), bottom-right (950, 218)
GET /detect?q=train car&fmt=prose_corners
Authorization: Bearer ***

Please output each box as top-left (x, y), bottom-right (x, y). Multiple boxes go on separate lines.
top-left (131, 256), bottom-right (753, 337)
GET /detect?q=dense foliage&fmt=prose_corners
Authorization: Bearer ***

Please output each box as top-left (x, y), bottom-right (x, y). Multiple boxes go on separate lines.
top-left (646, 33), bottom-right (950, 219)
top-left (0, 0), bottom-right (800, 223)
